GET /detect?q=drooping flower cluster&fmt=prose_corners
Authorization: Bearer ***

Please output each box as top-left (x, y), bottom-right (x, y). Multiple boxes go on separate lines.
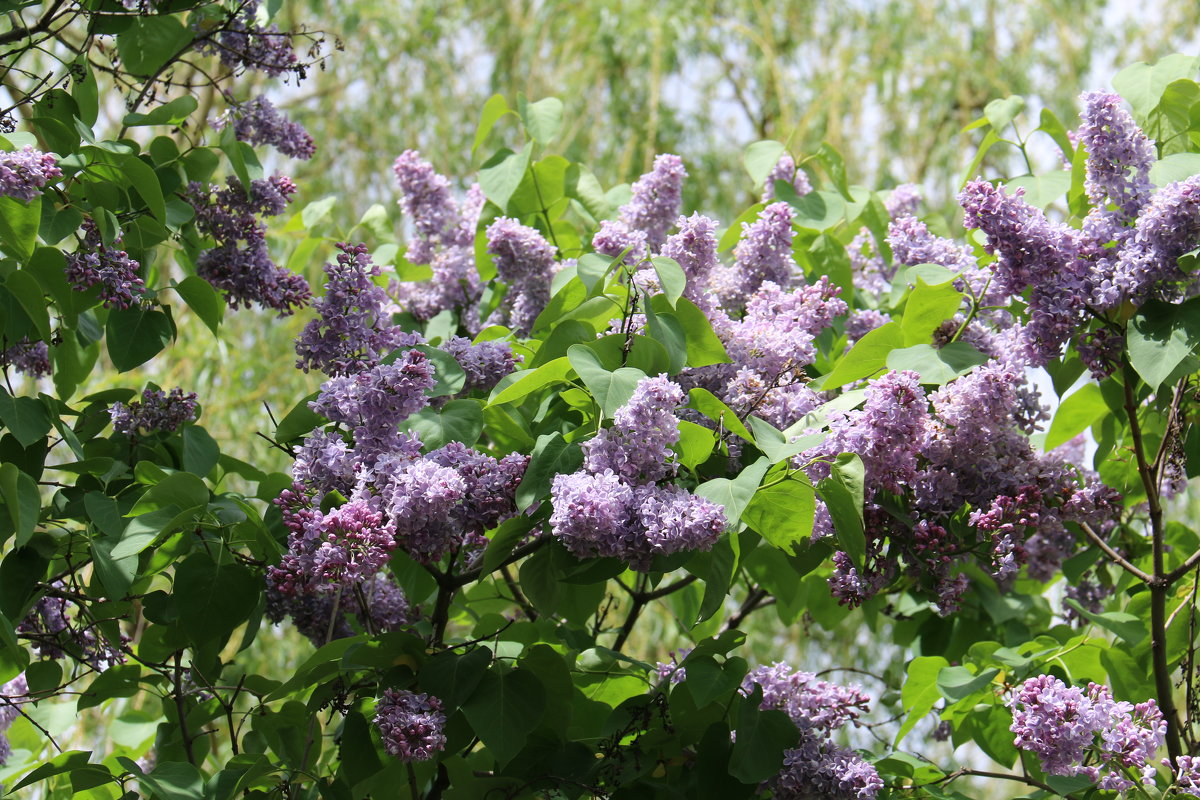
top-left (0, 674), bottom-right (27, 766)
top-left (296, 243), bottom-right (414, 375)
top-left (1010, 675), bottom-right (1165, 793)
top-left (484, 217), bottom-right (557, 335)
top-left (265, 572), bottom-right (414, 646)
top-left (65, 219), bottom-right (147, 309)
top-left (373, 689), bottom-right (447, 763)
top-left (199, 0), bottom-right (299, 78)
top-left (219, 95), bottom-right (314, 159)
top-left (0, 338), bottom-right (50, 378)
top-left (741, 663), bottom-right (882, 800)
top-left (187, 175), bottom-right (310, 313)
top-left (438, 336), bottom-right (520, 393)
top-left (0, 146), bottom-right (60, 202)
top-left (110, 387), bottom-right (198, 436)
top-left (551, 376), bottom-right (725, 570)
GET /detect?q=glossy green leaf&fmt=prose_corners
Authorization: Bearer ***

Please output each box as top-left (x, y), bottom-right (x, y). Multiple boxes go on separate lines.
top-left (897, 655), bottom-right (949, 744)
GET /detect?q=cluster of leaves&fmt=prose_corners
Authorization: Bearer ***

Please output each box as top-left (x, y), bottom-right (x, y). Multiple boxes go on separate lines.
top-left (4, 0), bottom-right (1200, 796)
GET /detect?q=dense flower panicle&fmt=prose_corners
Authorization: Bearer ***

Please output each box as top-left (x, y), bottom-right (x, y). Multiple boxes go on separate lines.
top-left (845, 309), bottom-right (891, 342)
top-left (592, 219), bottom-right (649, 265)
top-left (742, 663), bottom-right (870, 733)
top-left (393, 150), bottom-right (460, 262)
top-left (847, 229), bottom-right (890, 299)
top-left (1009, 676), bottom-right (1165, 792)
top-left (728, 278), bottom-right (847, 377)
top-left (582, 375), bottom-right (684, 483)
top-left (485, 217), bottom-right (557, 334)
top-left (188, 175), bottom-right (310, 314)
top-left (296, 243), bottom-right (413, 375)
top-left (201, 1), bottom-right (298, 77)
top-left (619, 154), bottom-right (687, 250)
top-left (1078, 92), bottom-right (1155, 227)
top-left (306, 501), bottom-right (396, 586)
top-left (631, 483), bottom-right (725, 569)
top-left (660, 213), bottom-right (719, 299)
top-left (885, 183), bottom-right (922, 217)
top-left (265, 573), bottom-right (413, 645)
top-left (550, 470), bottom-right (637, 561)
top-left (1064, 578), bottom-right (1112, 626)
top-left (887, 215), bottom-right (996, 307)
top-left (0, 146), bottom-right (60, 202)
top-left (65, 220), bottom-right (147, 309)
top-left (1170, 756), bottom-right (1200, 797)
top-left (0, 674), bottom-right (27, 766)
top-left (310, 351), bottom-right (434, 458)
top-left (292, 430), bottom-right (358, 494)
top-left (391, 245), bottom-right (481, 322)
top-left (439, 336), bottom-right (520, 393)
top-left (1112, 176), bottom-right (1200, 303)
top-left (0, 338), bottom-right (50, 378)
top-left (762, 153), bottom-right (812, 203)
top-left (724, 371), bottom-right (822, 430)
top-left (377, 459), bottom-right (468, 563)
top-left (374, 689), bottom-right (447, 763)
top-left (722, 202), bottom-right (797, 306)
top-left (426, 443), bottom-right (528, 537)
top-left (769, 737), bottom-right (884, 800)
top-left (110, 387), bottom-right (198, 436)
top-left (221, 95), bottom-right (314, 159)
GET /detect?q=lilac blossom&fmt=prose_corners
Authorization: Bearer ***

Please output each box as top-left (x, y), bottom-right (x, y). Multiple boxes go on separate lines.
top-left (1169, 755), bottom-right (1200, 797)
top-left (1112, 176), bottom-right (1200, 304)
top-left (768, 737), bottom-right (884, 800)
top-left (110, 387), bottom-right (198, 436)
top-left (659, 213), bottom-right (719, 301)
top-left (0, 674), bottom-right (27, 766)
top-left (653, 648), bottom-right (692, 684)
top-left (550, 470), bottom-right (638, 561)
top-left (439, 336), bottom-right (520, 393)
top-left (845, 309), bottom-right (891, 342)
top-left (292, 430), bottom-right (358, 495)
top-left (582, 375), bottom-right (684, 483)
top-left (306, 500), bottom-right (396, 586)
top-left (393, 150), bottom-right (460, 263)
top-left (296, 242), bottom-right (414, 375)
top-left (426, 443), bottom-right (528, 539)
top-left (0, 146), bottom-right (60, 202)
top-left (0, 338), bottom-right (49, 378)
top-left (65, 219), bottom-right (147, 309)
top-left (374, 689), bottom-right (447, 762)
top-left (631, 483), bottom-right (725, 569)
top-left (1009, 676), bottom-right (1165, 792)
top-left (485, 217), bottom-right (557, 335)
top-left (761, 154), bottom-right (812, 203)
top-left (741, 662), bottom-right (870, 733)
top-left (188, 175), bottom-right (311, 314)
top-left (719, 202), bottom-right (797, 307)
top-left (377, 459), bottom-right (468, 563)
top-left (618, 154), bottom-right (686, 250)
top-left (201, 1), bottom-right (298, 78)
top-left (592, 219), bottom-right (649, 265)
top-left (885, 183), bottom-right (922, 217)
top-left (1078, 92), bottom-right (1155, 232)
top-left (221, 95), bottom-right (314, 159)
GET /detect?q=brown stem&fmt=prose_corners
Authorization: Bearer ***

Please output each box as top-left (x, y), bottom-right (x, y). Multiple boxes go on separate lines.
top-left (173, 651), bottom-right (197, 765)
top-left (1078, 522), bottom-right (1150, 583)
top-left (0, 0), bottom-right (69, 46)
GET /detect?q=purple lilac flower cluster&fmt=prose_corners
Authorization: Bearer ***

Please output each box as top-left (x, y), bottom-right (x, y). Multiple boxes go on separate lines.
top-left (296, 243), bottom-right (415, 375)
top-left (1010, 675), bottom-right (1165, 792)
top-left (65, 220), bottom-right (147, 309)
top-left (200, 0), bottom-right (298, 78)
top-left (1170, 756), bottom-right (1200, 797)
top-left (0, 338), bottom-right (50, 378)
top-left (709, 202), bottom-right (797, 308)
top-left (220, 95), bottom-right (314, 159)
top-left (390, 151), bottom-right (484, 320)
top-left (484, 217), bottom-right (557, 335)
top-left (0, 146), bottom-right (60, 202)
top-left (761, 153), bottom-right (813, 203)
top-left (438, 336), bottom-right (520, 393)
top-left (551, 375), bottom-right (725, 570)
top-left (187, 175), bottom-right (310, 314)
top-left (846, 183), bottom-right (925, 299)
top-left (592, 154), bottom-right (687, 263)
top-left (373, 689), bottom-right (447, 762)
top-left (659, 213), bottom-right (720, 303)
top-left (741, 663), bottom-right (882, 800)
top-left (265, 572), bottom-right (414, 645)
top-left (110, 387), bottom-right (198, 436)
top-left (0, 674), bottom-right (27, 766)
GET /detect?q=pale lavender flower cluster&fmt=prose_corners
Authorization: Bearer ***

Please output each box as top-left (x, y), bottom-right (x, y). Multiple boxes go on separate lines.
top-left (1170, 756), bottom-right (1200, 797)
top-left (845, 183), bottom-right (925, 300)
top-left (620, 154), bottom-right (687, 250)
top-left (187, 175), bottom-right (311, 314)
top-left (201, 0), bottom-right (298, 78)
top-left (484, 217), bottom-right (557, 334)
top-left (296, 243), bottom-right (413, 375)
top-left (438, 336), bottom-right (520, 393)
top-left (1112, 176), bottom-right (1200, 304)
top-left (427, 443), bottom-right (529, 540)
top-left (741, 663), bottom-right (881, 800)
top-left (652, 647), bottom-right (692, 684)
top-left (592, 219), bottom-right (649, 265)
top-left (65, 220), bottom-right (147, 309)
top-left (0, 674), bottom-right (27, 766)
top-left (552, 375), bottom-right (725, 570)
top-left (0, 146), bottom-right (60, 202)
top-left (393, 150), bottom-right (463, 263)
top-left (711, 202), bottom-right (797, 308)
top-left (0, 338), bottom-right (50, 378)
top-left (845, 309), bottom-right (891, 343)
top-left (110, 387), bottom-right (198, 436)
top-left (1078, 92), bottom-right (1155, 236)
top-left (761, 153), bottom-right (812, 203)
top-left (374, 689), bottom-right (447, 763)
top-left (1010, 675), bottom-right (1165, 793)
top-left (660, 213), bottom-right (719, 302)
top-left (221, 95), bottom-right (314, 159)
